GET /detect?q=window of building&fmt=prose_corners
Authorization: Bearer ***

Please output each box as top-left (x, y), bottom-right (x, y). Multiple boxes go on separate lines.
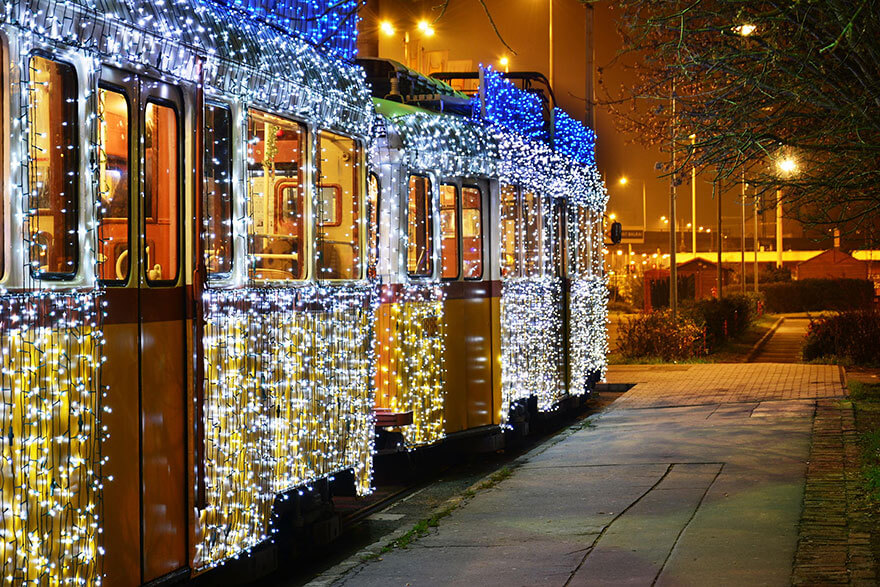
top-left (204, 103), bottom-right (233, 278)
top-left (143, 101), bottom-right (179, 284)
top-left (317, 131), bottom-right (361, 280)
top-left (247, 110), bottom-right (306, 281)
top-left (461, 186), bottom-right (483, 279)
top-left (440, 183), bottom-right (459, 279)
top-left (500, 184), bottom-right (520, 278)
top-left (407, 175), bottom-right (433, 277)
top-left (367, 173), bottom-right (380, 277)
top-left (28, 55), bottom-right (79, 279)
top-left (97, 86), bottom-right (130, 283)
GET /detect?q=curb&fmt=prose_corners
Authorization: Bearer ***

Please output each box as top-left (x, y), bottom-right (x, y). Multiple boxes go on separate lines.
top-left (746, 316), bottom-right (785, 363)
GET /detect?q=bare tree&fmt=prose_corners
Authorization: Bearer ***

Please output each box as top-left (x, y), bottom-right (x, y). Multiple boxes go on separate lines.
top-left (591, 0), bottom-right (880, 242)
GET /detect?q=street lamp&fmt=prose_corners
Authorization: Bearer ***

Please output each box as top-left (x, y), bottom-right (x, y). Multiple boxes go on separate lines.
top-left (775, 156), bottom-right (798, 268)
top-left (380, 18), bottom-right (436, 73)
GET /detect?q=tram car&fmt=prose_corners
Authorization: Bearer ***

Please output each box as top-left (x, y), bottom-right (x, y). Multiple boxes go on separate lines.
top-left (361, 59), bottom-right (609, 451)
top-left (0, 0), bottom-right (607, 585)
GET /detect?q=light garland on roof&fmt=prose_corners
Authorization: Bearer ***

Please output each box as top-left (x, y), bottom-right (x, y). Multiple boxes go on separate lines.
top-left (474, 66), bottom-right (546, 143)
top-left (553, 108), bottom-right (597, 166)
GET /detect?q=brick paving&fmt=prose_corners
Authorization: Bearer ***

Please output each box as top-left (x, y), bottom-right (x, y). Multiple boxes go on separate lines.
top-left (792, 399), bottom-right (877, 585)
top-left (606, 363), bottom-right (847, 409)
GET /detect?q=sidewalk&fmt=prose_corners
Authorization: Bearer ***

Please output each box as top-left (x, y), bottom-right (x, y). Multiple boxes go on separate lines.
top-left (314, 364), bottom-right (850, 586)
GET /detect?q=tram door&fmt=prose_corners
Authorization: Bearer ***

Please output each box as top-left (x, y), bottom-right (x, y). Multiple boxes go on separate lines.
top-left (99, 68), bottom-right (188, 585)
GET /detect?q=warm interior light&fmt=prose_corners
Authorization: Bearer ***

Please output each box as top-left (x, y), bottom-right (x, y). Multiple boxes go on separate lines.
top-left (418, 20), bottom-right (435, 36)
top-left (609, 212), bottom-right (617, 220)
top-left (499, 57), bottom-right (509, 67)
top-left (618, 176), bottom-right (628, 185)
top-left (380, 20), bottom-right (395, 36)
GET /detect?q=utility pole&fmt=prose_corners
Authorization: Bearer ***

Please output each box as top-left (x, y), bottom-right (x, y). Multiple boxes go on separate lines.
top-left (776, 189), bottom-right (783, 269)
top-left (669, 89), bottom-right (678, 321)
top-left (754, 192), bottom-right (759, 293)
top-left (741, 171), bottom-right (746, 293)
top-left (691, 134), bottom-right (697, 255)
top-left (716, 177), bottom-right (722, 298)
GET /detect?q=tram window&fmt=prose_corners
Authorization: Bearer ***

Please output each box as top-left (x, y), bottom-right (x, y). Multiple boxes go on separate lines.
top-left (317, 131), bottom-right (361, 280)
top-left (407, 175), bottom-right (433, 277)
top-left (97, 87), bottom-right (130, 283)
top-left (592, 212), bottom-right (604, 275)
top-left (522, 191), bottom-right (544, 277)
top-left (500, 184), bottom-right (520, 278)
top-left (553, 199), bottom-right (566, 279)
top-left (204, 103), bottom-right (233, 278)
top-left (439, 184), bottom-right (459, 279)
top-left (28, 55), bottom-right (79, 279)
top-left (577, 207), bottom-right (593, 278)
top-left (247, 110), bottom-right (306, 281)
top-left (144, 101), bottom-right (179, 284)
top-left (462, 186), bottom-right (483, 279)
top-left (367, 173), bottom-right (380, 277)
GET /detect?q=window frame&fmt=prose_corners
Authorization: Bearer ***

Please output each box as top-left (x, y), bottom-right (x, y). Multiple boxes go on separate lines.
top-left (96, 82), bottom-right (133, 286)
top-left (461, 184), bottom-right (484, 281)
top-left (406, 173), bottom-right (436, 280)
top-left (142, 95), bottom-right (183, 287)
top-left (26, 52), bottom-right (82, 282)
top-left (203, 100), bottom-right (235, 282)
top-left (245, 107), bottom-right (311, 284)
top-left (439, 182), bottom-right (460, 281)
top-left (367, 171), bottom-right (381, 278)
top-left (314, 128), bottom-right (366, 282)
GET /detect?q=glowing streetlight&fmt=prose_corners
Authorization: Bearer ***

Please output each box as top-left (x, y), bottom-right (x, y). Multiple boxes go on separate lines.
top-left (379, 20), bottom-right (395, 36)
top-left (736, 23), bottom-right (757, 36)
top-left (499, 56), bottom-right (510, 73)
top-left (777, 157), bottom-right (797, 175)
top-left (618, 176), bottom-right (628, 186)
top-left (417, 20), bottom-right (435, 37)
top-left (609, 212), bottom-right (617, 221)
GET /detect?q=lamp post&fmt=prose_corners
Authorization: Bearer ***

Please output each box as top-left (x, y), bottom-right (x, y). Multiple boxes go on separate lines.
top-left (691, 134), bottom-right (697, 255)
top-left (775, 157), bottom-right (797, 269)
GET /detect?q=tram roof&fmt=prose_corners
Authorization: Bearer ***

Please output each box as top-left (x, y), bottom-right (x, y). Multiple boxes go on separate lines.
top-left (6, 0), bottom-right (372, 136)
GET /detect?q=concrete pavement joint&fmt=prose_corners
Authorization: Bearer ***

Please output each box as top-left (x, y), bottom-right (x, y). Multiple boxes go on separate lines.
top-left (651, 463), bottom-right (725, 585)
top-left (563, 464), bottom-right (675, 587)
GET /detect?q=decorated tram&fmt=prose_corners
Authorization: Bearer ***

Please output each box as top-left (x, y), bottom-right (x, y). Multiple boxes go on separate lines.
top-left (0, 0), bottom-right (607, 585)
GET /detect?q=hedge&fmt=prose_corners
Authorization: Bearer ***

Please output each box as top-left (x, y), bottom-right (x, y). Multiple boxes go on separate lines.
top-left (802, 311), bottom-right (880, 365)
top-left (761, 279), bottom-right (874, 313)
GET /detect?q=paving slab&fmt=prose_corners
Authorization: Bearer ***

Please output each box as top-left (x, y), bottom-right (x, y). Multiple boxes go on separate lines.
top-left (323, 364), bottom-right (825, 587)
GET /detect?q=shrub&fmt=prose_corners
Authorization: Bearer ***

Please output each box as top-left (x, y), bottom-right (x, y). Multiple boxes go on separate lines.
top-left (802, 311), bottom-right (880, 365)
top-left (682, 293), bottom-right (762, 350)
top-left (762, 278), bottom-right (874, 313)
top-left (616, 311), bottom-right (707, 361)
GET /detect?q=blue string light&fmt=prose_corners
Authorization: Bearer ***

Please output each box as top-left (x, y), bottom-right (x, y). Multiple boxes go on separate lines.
top-left (473, 66), bottom-right (547, 143)
top-left (210, 0), bottom-right (362, 60)
top-left (553, 107), bottom-right (597, 166)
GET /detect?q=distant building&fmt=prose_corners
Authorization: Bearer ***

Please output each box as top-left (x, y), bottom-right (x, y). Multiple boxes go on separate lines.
top-left (795, 248), bottom-right (868, 281)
